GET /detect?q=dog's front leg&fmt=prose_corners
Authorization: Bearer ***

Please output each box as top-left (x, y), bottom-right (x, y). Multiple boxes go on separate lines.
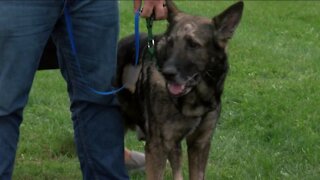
top-left (186, 136), bottom-right (211, 180)
top-left (186, 110), bottom-right (219, 180)
top-left (168, 143), bottom-right (183, 180)
top-left (145, 140), bottom-right (168, 180)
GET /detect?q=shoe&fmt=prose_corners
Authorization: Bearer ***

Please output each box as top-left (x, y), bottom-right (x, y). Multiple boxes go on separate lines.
top-left (125, 150), bottom-right (145, 172)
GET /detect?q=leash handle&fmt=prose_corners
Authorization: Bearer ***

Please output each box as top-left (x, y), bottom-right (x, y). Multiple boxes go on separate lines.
top-left (64, 5), bottom-right (125, 95)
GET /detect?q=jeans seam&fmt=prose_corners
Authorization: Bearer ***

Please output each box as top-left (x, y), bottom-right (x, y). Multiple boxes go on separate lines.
top-left (60, 0), bottom-right (68, 17)
top-left (76, 113), bottom-right (99, 180)
top-left (60, 1), bottom-right (99, 175)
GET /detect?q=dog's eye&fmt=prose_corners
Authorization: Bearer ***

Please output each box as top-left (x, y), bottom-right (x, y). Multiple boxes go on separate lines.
top-left (187, 38), bottom-right (201, 49)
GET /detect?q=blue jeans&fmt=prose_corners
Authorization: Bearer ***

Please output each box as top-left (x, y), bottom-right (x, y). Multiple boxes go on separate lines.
top-left (0, 0), bottom-right (129, 179)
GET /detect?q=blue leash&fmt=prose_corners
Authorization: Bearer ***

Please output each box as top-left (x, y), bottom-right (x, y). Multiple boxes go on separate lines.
top-left (63, 5), bottom-right (141, 95)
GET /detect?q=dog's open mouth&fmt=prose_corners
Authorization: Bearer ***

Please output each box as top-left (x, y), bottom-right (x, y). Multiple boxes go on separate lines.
top-left (167, 83), bottom-right (192, 97)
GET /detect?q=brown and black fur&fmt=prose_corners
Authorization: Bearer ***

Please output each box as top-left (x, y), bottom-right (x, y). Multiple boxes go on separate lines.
top-left (38, 1), bottom-right (244, 179)
top-left (116, 1), bottom-right (243, 180)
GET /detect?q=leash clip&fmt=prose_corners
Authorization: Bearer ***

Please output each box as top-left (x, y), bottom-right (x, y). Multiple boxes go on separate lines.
top-left (148, 39), bottom-right (155, 49)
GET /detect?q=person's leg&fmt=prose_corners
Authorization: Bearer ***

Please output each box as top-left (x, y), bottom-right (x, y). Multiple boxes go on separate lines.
top-left (51, 0), bottom-right (129, 179)
top-left (0, 1), bottom-right (63, 179)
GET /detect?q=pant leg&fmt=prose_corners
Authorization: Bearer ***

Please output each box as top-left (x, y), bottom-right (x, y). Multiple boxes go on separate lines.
top-left (51, 0), bottom-right (129, 179)
top-left (0, 1), bottom-right (63, 179)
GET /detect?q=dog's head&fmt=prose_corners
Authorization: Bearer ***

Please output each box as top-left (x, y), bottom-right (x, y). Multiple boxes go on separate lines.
top-left (156, 1), bottom-right (243, 97)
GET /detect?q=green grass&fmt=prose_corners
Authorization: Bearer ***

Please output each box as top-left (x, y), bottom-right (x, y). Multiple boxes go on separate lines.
top-left (13, 1), bottom-right (320, 179)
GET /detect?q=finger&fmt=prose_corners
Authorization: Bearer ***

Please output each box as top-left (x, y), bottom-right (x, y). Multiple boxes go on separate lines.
top-left (140, 6), bottom-right (154, 18)
top-left (140, 3), bottom-right (168, 20)
top-left (133, 0), bottom-right (142, 13)
top-left (154, 5), bottom-right (168, 20)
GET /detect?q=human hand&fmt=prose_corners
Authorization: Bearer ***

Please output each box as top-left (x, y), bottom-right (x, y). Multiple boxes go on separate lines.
top-left (134, 0), bottom-right (168, 20)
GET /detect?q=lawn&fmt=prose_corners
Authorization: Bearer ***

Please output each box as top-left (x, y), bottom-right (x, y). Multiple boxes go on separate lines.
top-left (13, 1), bottom-right (320, 179)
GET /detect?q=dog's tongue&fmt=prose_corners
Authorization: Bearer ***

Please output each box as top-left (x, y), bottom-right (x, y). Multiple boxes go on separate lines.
top-left (168, 83), bottom-right (185, 95)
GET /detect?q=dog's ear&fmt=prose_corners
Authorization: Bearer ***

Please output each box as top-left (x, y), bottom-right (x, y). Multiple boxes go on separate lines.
top-left (166, 0), bottom-right (180, 23)
top-left (212, 1), bottom-right (244, 41)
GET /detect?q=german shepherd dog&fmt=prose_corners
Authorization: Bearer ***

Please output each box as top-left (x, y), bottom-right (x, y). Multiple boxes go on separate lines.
top-left (38, 1), bottom-right (243, 179)
top-left (116, 1), bottom-right (243, 180)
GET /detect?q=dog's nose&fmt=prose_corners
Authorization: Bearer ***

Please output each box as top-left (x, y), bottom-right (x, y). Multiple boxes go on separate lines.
top-left (162, 65), bottom-right (178, 80)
